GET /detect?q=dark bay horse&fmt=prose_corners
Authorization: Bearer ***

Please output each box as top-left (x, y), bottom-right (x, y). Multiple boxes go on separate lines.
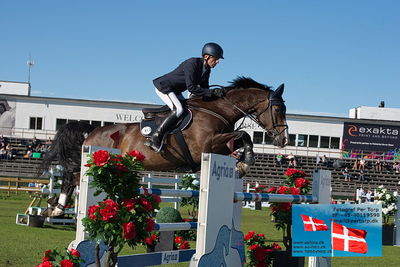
top-left (42, 77), bottom-right (288, 216)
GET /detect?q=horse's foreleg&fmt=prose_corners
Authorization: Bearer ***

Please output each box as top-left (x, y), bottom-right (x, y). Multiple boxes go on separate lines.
top-left (210, 131), bottom-right (255, 177)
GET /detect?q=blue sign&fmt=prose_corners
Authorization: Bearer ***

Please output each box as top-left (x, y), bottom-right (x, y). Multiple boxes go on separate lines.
top-left (292, 204), bottom-right (382, 257)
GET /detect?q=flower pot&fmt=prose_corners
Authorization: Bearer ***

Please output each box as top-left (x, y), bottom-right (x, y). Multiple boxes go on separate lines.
top-left (382, 224), bottom-right (394, 246)
top-left (272, 250), bottom-right (304, 267)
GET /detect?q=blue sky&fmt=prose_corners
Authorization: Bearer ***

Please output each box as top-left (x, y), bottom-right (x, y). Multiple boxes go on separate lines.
top-left (1, 1), bottom-right (399, 117)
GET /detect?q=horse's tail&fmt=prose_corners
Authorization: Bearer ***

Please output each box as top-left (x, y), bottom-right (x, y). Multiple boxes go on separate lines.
top-left (40, 121), bottom-right (96, 176)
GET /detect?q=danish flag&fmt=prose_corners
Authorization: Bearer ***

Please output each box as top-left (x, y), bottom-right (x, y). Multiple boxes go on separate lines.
top-left (332, 222), bottom-right (368, 254)
top-left (300, 214), bottom-right (328, 231)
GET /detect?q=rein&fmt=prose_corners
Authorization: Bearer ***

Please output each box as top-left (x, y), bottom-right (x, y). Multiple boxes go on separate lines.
top-left (221, 93), bottom-right (288, 137)
top-left (189, 106), bottom-right (233, 130)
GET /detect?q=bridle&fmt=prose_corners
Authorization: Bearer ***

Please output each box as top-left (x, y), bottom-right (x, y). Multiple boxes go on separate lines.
top-left (225, 92), bottom-right (288, 138)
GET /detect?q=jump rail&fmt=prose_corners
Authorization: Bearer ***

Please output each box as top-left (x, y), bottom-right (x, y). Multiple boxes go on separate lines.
top-left (71, 146), bottom-right (332, 267)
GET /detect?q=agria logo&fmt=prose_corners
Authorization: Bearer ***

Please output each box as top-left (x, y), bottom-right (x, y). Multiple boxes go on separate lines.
top-left (347, 124), bottom-right (399, 137)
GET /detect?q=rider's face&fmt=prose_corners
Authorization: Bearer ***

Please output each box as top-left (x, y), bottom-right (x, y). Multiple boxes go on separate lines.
top-left (204, 55), bottom-right (220, 68)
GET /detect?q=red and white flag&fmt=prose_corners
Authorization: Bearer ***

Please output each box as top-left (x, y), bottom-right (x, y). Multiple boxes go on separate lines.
top-left (300, 214), bottom-right (328, 231)
top-left (332, 222), bottom-right (368, 254)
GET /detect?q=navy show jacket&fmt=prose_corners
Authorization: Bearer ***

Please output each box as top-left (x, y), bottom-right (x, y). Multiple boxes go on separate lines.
top-left (153, 57), bottom-right (213, 97)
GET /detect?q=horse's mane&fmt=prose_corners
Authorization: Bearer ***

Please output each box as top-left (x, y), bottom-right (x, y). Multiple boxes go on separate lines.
top-left (227, 76), bottom-right (272, 91)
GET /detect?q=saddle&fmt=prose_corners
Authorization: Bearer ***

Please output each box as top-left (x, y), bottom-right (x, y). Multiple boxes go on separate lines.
top-left (140, 105), bottom-right (197, 171)
top-left (140, 105), bottom-right (192, 138)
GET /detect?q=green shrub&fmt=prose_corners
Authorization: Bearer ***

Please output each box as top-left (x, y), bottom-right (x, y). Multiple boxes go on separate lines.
top-left (155, 207), bottom-right (182, 223)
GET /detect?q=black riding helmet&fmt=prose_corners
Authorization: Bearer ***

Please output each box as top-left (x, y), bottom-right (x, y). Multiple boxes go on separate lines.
top-left (202, 43), bottom-right (224, 59)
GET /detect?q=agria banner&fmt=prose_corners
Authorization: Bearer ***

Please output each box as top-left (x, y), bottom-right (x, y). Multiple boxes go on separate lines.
top-left (342, 122), bottom-right (400, 152)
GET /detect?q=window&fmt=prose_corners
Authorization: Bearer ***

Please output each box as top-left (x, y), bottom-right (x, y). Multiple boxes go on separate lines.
top-left (56, 119), bottom-right (67, 130)
top-left (288, 134), bottom-right (296, 146)
top-left (297, 134), bottom-right (308, 147)
top-left (91, 120), bottom-right (101, 127)
top-left (103, 121), bottom-right (115, 126)
top-left (253, 131), bottom-right (263, 144)
top-left (320, 136), bottom-right (330, 148)
top-left (29, 117), bottom-right (43, 130)
top-left (309, 135), bottom-right (318, 148)
top-left (80, 120), bottom-right (90, 124)
top-left (330, 137), bottom-right (340, 149)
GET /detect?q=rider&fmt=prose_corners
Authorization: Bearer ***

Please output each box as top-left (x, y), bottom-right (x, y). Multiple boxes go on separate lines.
top-left (146, 42), bottom-right (227, 152)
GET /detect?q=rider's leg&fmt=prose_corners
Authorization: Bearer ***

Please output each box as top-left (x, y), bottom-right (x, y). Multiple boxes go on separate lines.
top-left (148, 90), bottom-right (183, 152)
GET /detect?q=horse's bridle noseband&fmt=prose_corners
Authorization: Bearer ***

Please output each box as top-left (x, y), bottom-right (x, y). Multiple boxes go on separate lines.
top-left (231, 95), bottom-right (288, 138)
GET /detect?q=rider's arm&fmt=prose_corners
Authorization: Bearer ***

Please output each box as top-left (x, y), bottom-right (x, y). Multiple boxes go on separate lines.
top-left (183, 59), bottom-right (213, 97)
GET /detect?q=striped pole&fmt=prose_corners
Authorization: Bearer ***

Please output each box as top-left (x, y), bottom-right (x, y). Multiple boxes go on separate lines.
top-left (136, 188), bottom-right (317, 204)
top-left (155, 222), bottom-right (198, 231)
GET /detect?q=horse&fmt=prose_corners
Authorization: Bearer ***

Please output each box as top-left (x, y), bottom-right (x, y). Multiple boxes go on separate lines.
top-left (41, 76), bottom-right (288, 217)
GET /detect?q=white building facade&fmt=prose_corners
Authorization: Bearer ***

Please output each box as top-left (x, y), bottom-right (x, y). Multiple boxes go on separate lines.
top-left (1, 81), bottom-right (399, 159)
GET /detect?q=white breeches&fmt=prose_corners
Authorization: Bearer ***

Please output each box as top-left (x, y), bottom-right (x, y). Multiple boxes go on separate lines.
top-left (155, 88), bottom-right (184, 117)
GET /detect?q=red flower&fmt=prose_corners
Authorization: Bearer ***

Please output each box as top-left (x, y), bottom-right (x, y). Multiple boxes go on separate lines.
top-left (59, 259), bottom-right (74, 267)
top-left (290, 187), bottom-right (300, 195)
top-left (295, 178), bottom-right (309, 188)
top-left (152, 194), bottom-right (161, 203)
top-left (277, 186), bottom-right (288, 194)
top-left (285, 168), bottom-right (297, 177)
top-left (273, 242), bottom-right (282, 250)
top-left (278, 202), bottom-right (292, 211)
top-left (36, 261), bottom-right (53, 267)
top-left (69, 248), bottom-right (80, 257)
top-left (151, 234), bottom-right (158, 241)
top-left (84, 163), bottom-right (92, 167)
top-left (88, 205), bottom-right (100, 220)
top-left (140, 198), bottom-right (153, 212)
top-left (122, 199), bottom-right (136, 211)
top-left (100, 199), bottom-right (118, 221)
top-left (249, 244), bottom-right (259, 251)
top-left (255, 262), bottom-right (268, 267)
top-left (179, 241), bottom-right (190, 249)
top-left (122, 221), bottom-right (137, 240)
top-left (128, 150), bottom-right (146, 161)
top-left (257, 233), bottom-right (265, 238)
top-left (266, 187), bottom-right (277, 193)
top-left (115, 163), bottom-right (128, 173)
top-left (146, 218), bottom-right (155, 232)
top-left (113, 155), bottom-right (122, 162)
top-left (145, 237), bottom-right (153, 245)
top-left (245, 231), bottom-right (255, 240)
top-left (92, 150), bottom-right (110, 166)
top-left (254, 246), bottom-right (267, 262)
top-left (175, 236), bottom-right (183, 244)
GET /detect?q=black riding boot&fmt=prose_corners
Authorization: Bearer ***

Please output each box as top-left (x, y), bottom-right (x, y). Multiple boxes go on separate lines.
top-left (148, 111), bottom-right (179, 152)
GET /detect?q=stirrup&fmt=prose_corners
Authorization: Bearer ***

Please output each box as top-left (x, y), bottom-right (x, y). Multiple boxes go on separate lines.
top-left (145, 139), bottom-right (163, 152)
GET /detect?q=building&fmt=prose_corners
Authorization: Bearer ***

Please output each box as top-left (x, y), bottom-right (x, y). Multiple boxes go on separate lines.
top-left (1, 80), bottom-right (400, 160)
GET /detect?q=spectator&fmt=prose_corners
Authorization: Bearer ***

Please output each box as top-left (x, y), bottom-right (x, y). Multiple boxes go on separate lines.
top-left (359, 170), bottom-right (366, 183)
top-left (343, 167), bottom-right (351, 182)
top-left (374, 158), bottom-right (383, 171)
top-left (352, 158), bottom-right (359, 170)
top-left (5, 143), bottom-right (13, 160)
top-left (286, 153), bottom-right (297, 167)
top-left (0, 134), bottom-right (8, 145)
top-left (24, 145), bottom-right (33, 158)
top-left (393, 161), bottom-right (400, 173)
top-left (359, 158), bottom-right (366, 170)
top-left (321, 155), bottom-right (329, 167)
top-left (0, 143), bottom-right (6, 160)
top-left (275, 153), bottom-right (284, 165)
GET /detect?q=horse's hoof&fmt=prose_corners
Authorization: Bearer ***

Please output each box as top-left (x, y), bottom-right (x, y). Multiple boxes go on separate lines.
top-left (51, 207), bottom-right (64, 217)
top-left (236, 162), bottom-right (249, 177)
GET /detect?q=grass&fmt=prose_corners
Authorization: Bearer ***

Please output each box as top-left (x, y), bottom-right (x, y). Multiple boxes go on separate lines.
top-left (0, 193), bottom-right (400, 267)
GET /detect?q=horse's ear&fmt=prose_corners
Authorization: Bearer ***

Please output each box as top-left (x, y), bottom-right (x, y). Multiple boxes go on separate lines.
top-left (271, 83), bottom-right (284, 98)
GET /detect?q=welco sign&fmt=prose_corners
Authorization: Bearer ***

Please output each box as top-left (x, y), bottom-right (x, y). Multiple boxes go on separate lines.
top-left (342, 122), bottom-right (400, 152)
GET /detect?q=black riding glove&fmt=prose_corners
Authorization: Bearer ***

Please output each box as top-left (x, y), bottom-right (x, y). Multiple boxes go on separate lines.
top-left (212, 88), bottom-right (226, 98)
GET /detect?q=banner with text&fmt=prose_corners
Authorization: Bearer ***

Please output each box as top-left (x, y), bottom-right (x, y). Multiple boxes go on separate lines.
top-left (292, 204), bottom-right (382, 257)
top-left (342, 122), bottom-right (400, 153)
